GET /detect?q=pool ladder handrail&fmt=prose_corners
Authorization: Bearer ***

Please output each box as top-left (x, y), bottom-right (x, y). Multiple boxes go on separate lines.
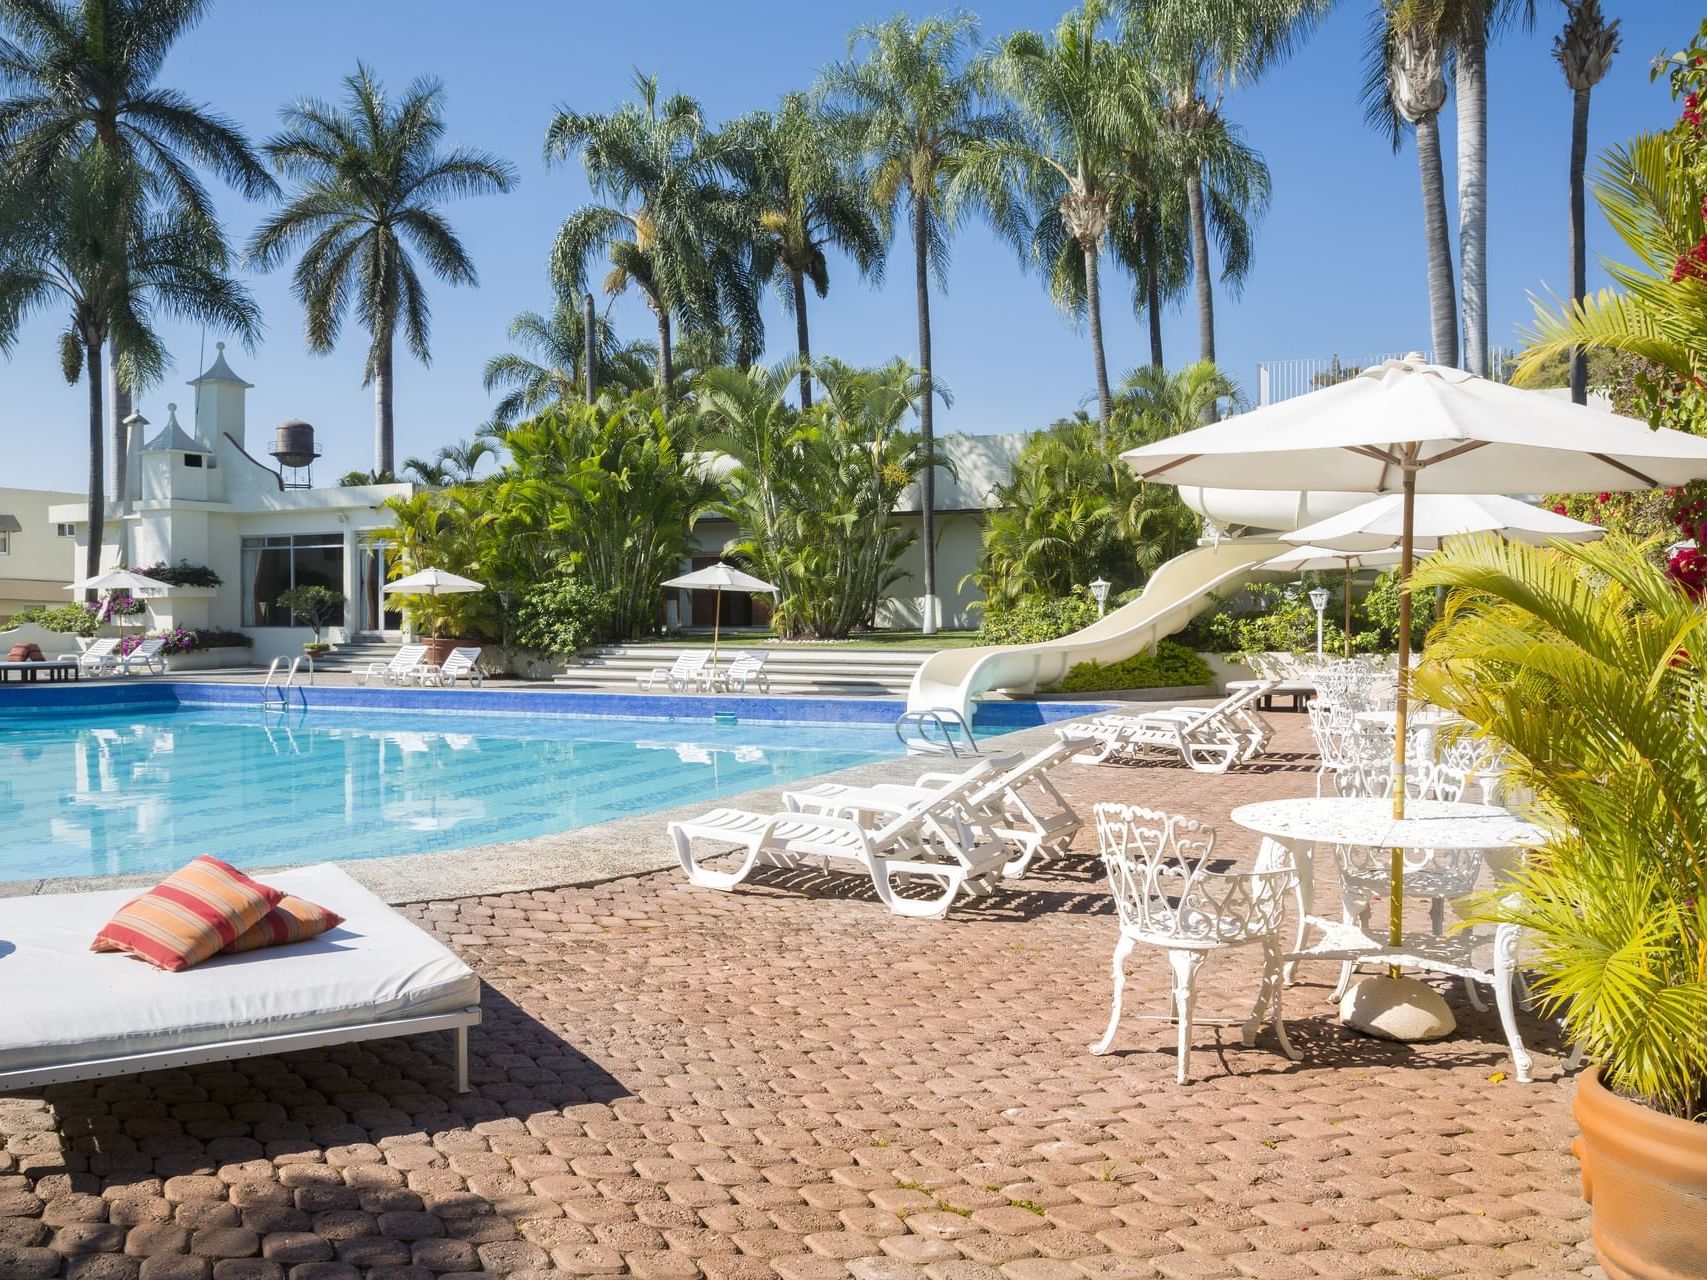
top-left (895, 707), bottom-right (981, 757)
top-left (262, 656), bottom-right (304, 707)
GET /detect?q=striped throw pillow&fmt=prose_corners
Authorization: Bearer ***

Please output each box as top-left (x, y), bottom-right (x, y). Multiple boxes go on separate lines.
top-left (223, 894), bottom-right (344, 953)
top-left (91, 856), bottom-right (282, 972)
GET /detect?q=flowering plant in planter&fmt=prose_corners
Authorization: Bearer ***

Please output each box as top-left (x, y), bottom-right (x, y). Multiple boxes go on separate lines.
top-left (115, 628), bottom-right (252, 656)
top-left (94, 594), bottom-right (145, 624)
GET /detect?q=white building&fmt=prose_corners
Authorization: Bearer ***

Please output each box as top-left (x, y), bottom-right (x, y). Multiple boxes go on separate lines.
top-left (46, 345), bottom-right (411, 665)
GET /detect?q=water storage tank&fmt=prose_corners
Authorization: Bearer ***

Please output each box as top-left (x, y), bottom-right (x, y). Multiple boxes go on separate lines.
top-left (271, 420), bottom-right (319, 468)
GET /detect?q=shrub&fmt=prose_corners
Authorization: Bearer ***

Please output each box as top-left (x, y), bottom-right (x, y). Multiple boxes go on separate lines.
top-left (977, 592), bottom-right (1098, 646)
top-left (115, 628), bottom-right (252, 656)
top-left (275, 585), bottom-right (346, 641)
top-left (13, 604), bottom-right (100, 636)
top-left (1045, 641), bottom-right (1213, 693)
top-left (139, 560), bottom-right (222, 588)
top-left (514, 570), bottom-right (614, 655)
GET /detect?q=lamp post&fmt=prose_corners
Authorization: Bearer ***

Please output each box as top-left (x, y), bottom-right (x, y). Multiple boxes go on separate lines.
top-left (1089, 578), bottom-right (1111, 619)
top-left (1308, 586), bottom-right (1331, 659)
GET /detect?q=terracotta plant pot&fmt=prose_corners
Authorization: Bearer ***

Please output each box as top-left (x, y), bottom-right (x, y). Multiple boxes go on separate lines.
top-left (1574, 1066), bottom-right (1707, 1279)
top-left (421, 636), bottom-right (459, 666)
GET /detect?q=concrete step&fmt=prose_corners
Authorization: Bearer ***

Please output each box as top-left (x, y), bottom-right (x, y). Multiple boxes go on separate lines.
top-left (556, 642), bottom-right (931, 696)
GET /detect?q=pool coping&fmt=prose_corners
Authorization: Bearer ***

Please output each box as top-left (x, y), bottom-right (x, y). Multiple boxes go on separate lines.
top-left (0, 684), bottom-right (1152, 904)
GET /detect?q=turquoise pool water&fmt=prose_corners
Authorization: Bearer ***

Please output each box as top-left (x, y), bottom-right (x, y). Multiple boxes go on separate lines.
top-left (0, 704), bottom-right (911, 881)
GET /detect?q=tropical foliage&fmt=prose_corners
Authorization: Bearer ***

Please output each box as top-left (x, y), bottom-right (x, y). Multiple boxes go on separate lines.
top-left (1515, 21), bottom-right (1707, 436)
top-left (482, 299), bottom-right (654, 428)
top-left (512, 569), bottom-right (613, 657)
top-left (702, 358), bottom-right (933, 638)
top-left (1044, 638), bottom-right (1211, 691)
top-left (1413, 534), bottom-right (1707, 1122)
top-left (247, 63), bottom-right (516, 476)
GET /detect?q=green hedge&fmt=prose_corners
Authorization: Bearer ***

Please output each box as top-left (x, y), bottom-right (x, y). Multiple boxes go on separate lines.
top-left (1044, 640), bottom-right (1213, 693)
top-left (977, 593), bottom-right (1098, 645)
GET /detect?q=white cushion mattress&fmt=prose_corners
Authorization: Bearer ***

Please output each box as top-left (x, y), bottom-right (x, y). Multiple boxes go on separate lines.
top-left (0, 864), bottom-right (478, 1072)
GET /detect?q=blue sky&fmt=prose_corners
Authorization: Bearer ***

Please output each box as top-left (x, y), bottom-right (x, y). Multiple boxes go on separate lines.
top-left (3, 0), bottom-right (1696, 492)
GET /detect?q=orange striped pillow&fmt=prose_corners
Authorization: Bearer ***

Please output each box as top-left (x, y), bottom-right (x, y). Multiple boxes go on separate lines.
top-left (223, 894), bottom-right (343, 953)
top-left (91, 856), bottom-right (281, 972)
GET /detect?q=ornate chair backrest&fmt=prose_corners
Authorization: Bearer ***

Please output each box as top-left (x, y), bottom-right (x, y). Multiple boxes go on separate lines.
top-left (1095, 802), bottom-right (1182, 934)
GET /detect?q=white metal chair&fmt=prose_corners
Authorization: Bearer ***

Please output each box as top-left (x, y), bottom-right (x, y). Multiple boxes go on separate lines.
top-left (669, 758), bottom-right (1011, 919)
top-left (418, 646), bottom-right (484, 688)
top-left (637, 651), bottom-right (708, 692)
top-left (356, 643), bottom-right (428, 687)
top-left (1088, 804), bottom-right (1299, 1083)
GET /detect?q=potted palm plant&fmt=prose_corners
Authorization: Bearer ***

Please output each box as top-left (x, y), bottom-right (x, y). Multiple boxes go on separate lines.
top-left (1412, 533), bottom-right (1707, 1280)
top-left (275, 585), bottom-right (345, 660)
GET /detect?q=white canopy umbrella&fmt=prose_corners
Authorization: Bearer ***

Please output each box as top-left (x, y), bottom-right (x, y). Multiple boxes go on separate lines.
top-left (67, 569), bottom-right (170, 594)
top-left (1261, 545), bottom-right (1405, 659)
top-left (380, 567), bottom-right (485, 596)
top-left (661, 562), bottom-right (777, 673)
top-left (1282, 493), bottom-right (1605, 553)
top-left (1123, 355), bottom-right (1707, 979)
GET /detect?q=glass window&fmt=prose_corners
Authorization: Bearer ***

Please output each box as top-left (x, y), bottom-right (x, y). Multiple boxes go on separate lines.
top-left (0, 531), bottom-right (9, 554)
top-left (241, 533), bottom-right (346, 627)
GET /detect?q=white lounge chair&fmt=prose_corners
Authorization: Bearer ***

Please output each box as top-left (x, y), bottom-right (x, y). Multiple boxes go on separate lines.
top-left (786, 736), bottom-right (1089, 877)
top-left (637, 650), bottom-right (708, 692)
top-left (668, 758), bottom-right (1012, 919)
top-left (116, 635), bottom-right (167, 676)
top-left (356, 643), bottom-right (429, 687)
top-left (0, 864), bottom-right (481, 1094)
top-left (1071, 682), bottom-right (1277, 773)
top-left (709, 650), bottom-right (770, 693)
top-left (418, 645), bottom-right (484, 688)
top-left (72, 637), bottom-right (121, 676)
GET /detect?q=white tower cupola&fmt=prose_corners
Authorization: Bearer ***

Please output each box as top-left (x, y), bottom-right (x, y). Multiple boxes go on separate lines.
top-left (188, 342), bottom-right (253, 451)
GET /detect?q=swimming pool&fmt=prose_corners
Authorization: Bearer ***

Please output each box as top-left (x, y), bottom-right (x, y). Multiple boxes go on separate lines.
top-left (0, 687), bottom-right (1102, 882)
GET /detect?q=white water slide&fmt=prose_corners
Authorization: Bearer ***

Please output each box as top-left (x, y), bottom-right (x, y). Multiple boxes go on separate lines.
top-left (907, 537), bottom-right (1292, 719)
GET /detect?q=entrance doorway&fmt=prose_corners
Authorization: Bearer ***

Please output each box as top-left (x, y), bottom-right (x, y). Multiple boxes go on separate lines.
top-left (356, 542), bottom-right (403, 636)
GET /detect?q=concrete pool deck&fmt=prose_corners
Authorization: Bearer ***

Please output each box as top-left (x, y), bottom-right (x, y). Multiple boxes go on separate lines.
top-left (0, 678), bottom-right (1132, 905)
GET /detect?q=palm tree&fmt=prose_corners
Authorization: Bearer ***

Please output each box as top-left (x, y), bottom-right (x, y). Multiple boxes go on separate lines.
top-left (0, 0), bottom-right (277, 499)
top-left (821, 13), bottom-right (1014, 632)
top-left (966, 0), bottom-right (1148, 432)
top-left (482, 300), bottom-right (653, 429)
top-left (1122, 0), bottom-right (1327, 399)
top-left (1109, 131), bottom-right (1190, 371)
top-left (545, 73), bottom-right (758, 402)
top-left (726, 94), bottom-right (885, 410)
top-left (247, 64), bottom-right (516, 477)
top-left (1555, 0), bottom-right (1620, 405)
top-left (0, 151), bottom-right (259, 590)
top-left (1365, 0), bottom-right (1459, 368)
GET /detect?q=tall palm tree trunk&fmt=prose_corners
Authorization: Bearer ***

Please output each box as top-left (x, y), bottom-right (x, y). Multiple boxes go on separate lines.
top-left (1417, 117), bottom-right (1460, 369)
top-left (1186, 169), bottom-right (1216, 421)
top-left (1456, 34), bottom-right (1488, 375)
top-left (1144, 239), bottom-right (1164, 371)
top-left (1084, 241), bottom-right (1112, 437)
top-left (111, 347), bottom-right (130, 504)
top-left (655, 309), bottom-right (674, 404)
top-left (85, 338), bottom-right (105, 599)
top-left (791, 267), bottom-right (813, 410)
top-left (1567, 83), bottom-right (1590, 404)
top-left (912, 193), bottom-right (937, 636)
top-left (374, 333), bottom-right (395, 477)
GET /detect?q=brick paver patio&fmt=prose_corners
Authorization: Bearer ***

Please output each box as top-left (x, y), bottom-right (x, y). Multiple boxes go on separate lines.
top-left (0, 715), bottom-right (1599, 1279)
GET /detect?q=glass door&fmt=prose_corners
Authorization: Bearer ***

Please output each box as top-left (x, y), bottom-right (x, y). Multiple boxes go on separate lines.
top-left (357, 542), bottom-right (403, 635)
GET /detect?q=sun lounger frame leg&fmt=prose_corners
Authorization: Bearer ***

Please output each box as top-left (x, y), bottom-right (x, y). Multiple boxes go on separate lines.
top-left (455, 1026), bottom-right (470, 1093)
top-left (671, 827), bottom-right (764, 891)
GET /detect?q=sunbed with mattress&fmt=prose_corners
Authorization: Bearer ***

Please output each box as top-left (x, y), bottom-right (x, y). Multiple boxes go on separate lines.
top-left (0, 863), bottom-right (480, 1093)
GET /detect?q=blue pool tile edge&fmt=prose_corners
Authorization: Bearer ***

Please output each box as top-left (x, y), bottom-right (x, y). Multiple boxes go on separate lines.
top-left (0, 680), bottom-right (1112, 729)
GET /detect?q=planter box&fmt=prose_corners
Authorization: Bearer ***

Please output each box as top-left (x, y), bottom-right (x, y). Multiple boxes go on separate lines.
top-left (163, 647), bottom-right (254, 672)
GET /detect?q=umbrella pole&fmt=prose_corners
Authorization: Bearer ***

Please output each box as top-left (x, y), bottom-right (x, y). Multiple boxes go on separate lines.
top-left (1343, 561), bottom-right (1353, 659)
top-left (711, 590), bottom-right (721, 678)
top-left (1390, 466), bottom-right (1416, 960)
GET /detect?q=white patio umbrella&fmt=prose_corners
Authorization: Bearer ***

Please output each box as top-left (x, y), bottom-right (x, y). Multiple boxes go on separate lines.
top-left (67, 568), bottom-right (171, 630)
top-left (1282, 492), bottom-right (1605, 553)
top-left (380, 567), bottom-right (485, 596)
top-left (661, 562), bottom-right (777, 673)
top-left (1123, 355), bottom-right (1707, 975)
top-left (1260, 545), bottom-right (1404, 658)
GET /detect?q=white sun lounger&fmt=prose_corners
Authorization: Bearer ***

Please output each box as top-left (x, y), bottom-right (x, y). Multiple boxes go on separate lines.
top-left (356, 643), bottom-right (429, 687)
top-left (116, 635), bottom-right (168, 676)
top-left (785, 736), bottom-right (1089, 877)
top-left (0, 864), bottom-right (481, 1094)
top-left (668, 757), bottom-right (1013, 918)
top-left (711, 651), bottom-right (770, 693)
top-left (638, 651), bottom-right (708, 692)
top-left (1070, 682), bottom-right (1278, 773)
top-left (72, 637), bottom-right (121, 676)
top-left (418, 646), bottom-right (485, 688)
